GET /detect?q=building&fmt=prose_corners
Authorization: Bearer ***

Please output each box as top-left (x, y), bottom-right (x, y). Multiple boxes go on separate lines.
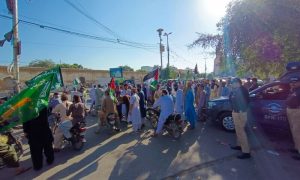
top-left (140, 66), bottom-right (153, 72)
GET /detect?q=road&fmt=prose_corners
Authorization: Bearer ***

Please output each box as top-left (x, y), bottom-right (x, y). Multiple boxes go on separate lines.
top-left (1, 115), bottom-right (299, 180)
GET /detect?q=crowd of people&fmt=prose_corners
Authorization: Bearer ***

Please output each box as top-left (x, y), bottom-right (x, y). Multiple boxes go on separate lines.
top-left (5, 75), bottom-right (300, 176)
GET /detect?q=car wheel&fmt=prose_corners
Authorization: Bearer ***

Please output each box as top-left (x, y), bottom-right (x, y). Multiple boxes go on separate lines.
top-left (219, 112), bottom-right (235, 132)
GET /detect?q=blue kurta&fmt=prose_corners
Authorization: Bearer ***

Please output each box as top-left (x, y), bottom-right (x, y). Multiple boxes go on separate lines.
top-left (185, 88), bottom-right (196, 128)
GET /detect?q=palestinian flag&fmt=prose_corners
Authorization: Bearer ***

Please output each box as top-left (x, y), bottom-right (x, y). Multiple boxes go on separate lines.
top-left (143, 68), bottom-right (159, 82)
top-left (142, 69), bottom-right (159, 91)
top-left (0, 73), bottom-right (62, 132)
top-left (109, 77), bottom-right (117, 100)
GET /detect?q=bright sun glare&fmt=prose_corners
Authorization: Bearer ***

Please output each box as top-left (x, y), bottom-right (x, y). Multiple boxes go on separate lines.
top-left (202, 0), bottom-right (232, 18)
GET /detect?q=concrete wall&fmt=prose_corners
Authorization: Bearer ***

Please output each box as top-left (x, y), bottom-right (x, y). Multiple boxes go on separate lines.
top-left (0, 66), bottom-right (146, 85)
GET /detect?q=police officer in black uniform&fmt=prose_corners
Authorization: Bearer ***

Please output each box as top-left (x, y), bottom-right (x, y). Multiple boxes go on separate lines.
top-left (286, 77), bottom-right (300, 160)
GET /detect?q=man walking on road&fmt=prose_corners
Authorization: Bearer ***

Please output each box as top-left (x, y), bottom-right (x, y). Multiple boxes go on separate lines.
top-left (185, 81), bottom-right (196, 130)
top-left (229, 78), bottom-right (251, 159)
top-left (286, 77), bottom-right (300, 160)
top-left (174, 83), bottom-right (184, 119)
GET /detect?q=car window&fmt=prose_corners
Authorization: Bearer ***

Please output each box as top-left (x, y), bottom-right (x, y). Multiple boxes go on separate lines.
top-left (261, 84), bottom-right (290, 100)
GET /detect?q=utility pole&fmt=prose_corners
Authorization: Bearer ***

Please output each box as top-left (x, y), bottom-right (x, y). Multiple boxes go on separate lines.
top-left (164, 32), bottom-right (172, 68)
top-left (204, 57), bottom-right (207, 79)
top-left (12, 0), bottom-right (20, 93)
top-left (157, 28), bottom-right (164, 70)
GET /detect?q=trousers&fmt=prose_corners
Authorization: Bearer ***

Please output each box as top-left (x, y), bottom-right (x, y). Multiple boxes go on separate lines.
top-left (287, 108), bottom-right (300, 153)
top-left (156, 115), bottom-right (167, 134)
top-left (29, 140), bottom-right (54, 170)
top-left (53, 120), bottom-right (72, 149)
top-left (232, 112), bottom-right (250, 153)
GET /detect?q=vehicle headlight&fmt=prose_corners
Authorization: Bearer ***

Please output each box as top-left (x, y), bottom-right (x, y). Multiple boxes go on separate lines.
top-left (207, 101), bottom-right (217, 109)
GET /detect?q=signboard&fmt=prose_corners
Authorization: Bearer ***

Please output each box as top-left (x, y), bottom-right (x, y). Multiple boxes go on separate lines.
top-left (110, 68), bottom-right (123, 78)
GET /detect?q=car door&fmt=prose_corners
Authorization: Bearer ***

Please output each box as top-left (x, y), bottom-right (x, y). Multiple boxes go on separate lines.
top-left (249, 83), bottom-right (290, 131)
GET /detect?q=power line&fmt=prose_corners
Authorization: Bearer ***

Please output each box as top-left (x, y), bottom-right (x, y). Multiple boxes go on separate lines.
top-left (64, 0), bottom-right (120, 39)
top-left (21, 41), bottom-right (137, 49)
top-left (0, 14), bottom-right (157, 51)
top-left (64, 0), bottom-right (157, 48)
top-left (169, 49), bottom-right (194, 65)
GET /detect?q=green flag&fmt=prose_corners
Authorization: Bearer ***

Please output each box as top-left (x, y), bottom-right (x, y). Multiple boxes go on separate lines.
top-left (0, 73), bottom-right (56, 132)
top-left (73, 77), bottom-right (81, 86)
top-left (25, 66), bottom-right (64, 89)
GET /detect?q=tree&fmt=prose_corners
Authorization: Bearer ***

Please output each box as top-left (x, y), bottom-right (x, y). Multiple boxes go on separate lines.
top-left (28, 60), bottom-right (84, 69)
top-left (119, 65), bottom-right (134, 71)
top-left (190, 0), bottom-right (300, 79)
top-left (60, 63), bottom-right (83, 69)
top-left (135, 69), bottom-right (147, 73)
top-left (28, 59), bottom-right (56, 68)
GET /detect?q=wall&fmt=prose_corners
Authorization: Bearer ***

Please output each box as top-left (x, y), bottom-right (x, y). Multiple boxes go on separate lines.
top-left (0, 66), bottom-right (147, 85)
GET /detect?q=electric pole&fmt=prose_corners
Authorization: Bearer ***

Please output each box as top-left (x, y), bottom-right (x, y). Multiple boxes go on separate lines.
top-left (157, 28), bottom-right (164, 70)
top-left (164, 32), bottom-right (172, 68)
top-left (12, 0), bottom-right (20, 93)
top-left (204, 57), bottom-right (207, 79)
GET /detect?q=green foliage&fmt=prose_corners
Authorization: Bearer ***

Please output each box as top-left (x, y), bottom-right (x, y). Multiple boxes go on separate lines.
top-left (119, 65), bottom-right (134, 71)
top-left (60, 63), bottom-right (83, 69)
top-left (28, 59), bottom-right (84, 69)
top-left (28, 59), bottom-right (56, 68)
top-left (135, 69), bottom-right (147, 73)
top-left (191, 0), bottom-right (300, 80)
top-left (223, 0), bottom-right (300, 79)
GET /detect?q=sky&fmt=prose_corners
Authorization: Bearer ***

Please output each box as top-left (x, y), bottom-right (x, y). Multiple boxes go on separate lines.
top-left (0, 0), bottom-right (231, 73)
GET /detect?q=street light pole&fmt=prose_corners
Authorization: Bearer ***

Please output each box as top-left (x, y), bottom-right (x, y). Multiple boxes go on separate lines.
top-left (163, 32), bottom-right (172, 68)
top-left (157, 28), bottom-right (164, 70)
top-left (204, 57), bottom-right (207, 79)
top-left (12, 0), bottom-right (20, 93)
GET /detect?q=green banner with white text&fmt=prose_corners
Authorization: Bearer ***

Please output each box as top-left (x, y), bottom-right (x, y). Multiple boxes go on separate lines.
top-left (0, 73), bottom-right (61, 132)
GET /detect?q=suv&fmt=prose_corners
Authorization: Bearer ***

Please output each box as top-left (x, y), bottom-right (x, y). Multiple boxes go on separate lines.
top-left (207, 62), bottom-right (300, 132)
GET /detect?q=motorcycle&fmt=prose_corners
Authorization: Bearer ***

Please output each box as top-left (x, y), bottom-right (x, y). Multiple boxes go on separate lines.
top-left (146, 108), bottom-right (183, 139)
top-left (106, 113), bottom-right (121, 133)
top-left (53, 114), bottom-right (86, 151)
top-left (0, 130), bottom-right (23, 169)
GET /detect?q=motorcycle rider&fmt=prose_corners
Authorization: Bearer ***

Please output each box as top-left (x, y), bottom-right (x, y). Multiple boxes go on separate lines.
top-left (67, 95), bottom-right (86, 125)
top-left (101, 90), bottom-right (120, 131)
top-left (152, 89), bottom-right (174, 137)
top-left (0, 133), bottom-right (30, 175)
top-left (67, 95), bottom-right (87, 142)
top-left (51, 93), bottom-right (72, 152)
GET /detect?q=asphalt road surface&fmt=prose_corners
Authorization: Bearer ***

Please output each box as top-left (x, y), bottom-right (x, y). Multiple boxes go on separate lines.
top-left (1, 115), bottom-right (299, 180)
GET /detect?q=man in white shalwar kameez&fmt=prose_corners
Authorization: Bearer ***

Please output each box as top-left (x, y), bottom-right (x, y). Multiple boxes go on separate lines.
top-left (128, 88), bottom-right (142, 132)
top-left (152, 89), bottom-right (174, 137)
top-left (174, 84), bottom-right (184, 118)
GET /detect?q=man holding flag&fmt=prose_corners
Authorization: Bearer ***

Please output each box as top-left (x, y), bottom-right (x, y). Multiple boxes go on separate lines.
top-left (0, 66), bottom-right (64, 171)
top-left (143, 68), bottom-right (159, 104)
